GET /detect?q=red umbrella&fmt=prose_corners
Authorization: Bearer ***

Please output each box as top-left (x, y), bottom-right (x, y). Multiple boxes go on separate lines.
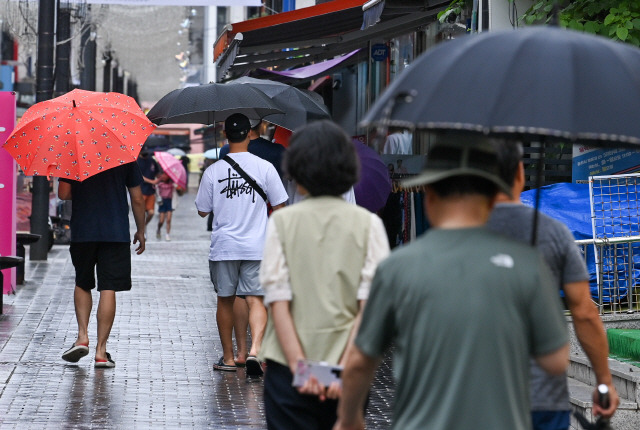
top-left (3, 89), bottom-right (155, 181)
top-left (154, 151), bottom-right (187, 190)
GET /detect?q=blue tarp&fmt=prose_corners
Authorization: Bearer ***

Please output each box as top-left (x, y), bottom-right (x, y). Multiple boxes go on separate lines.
top-left (521, 183), bottom-right (640, 302)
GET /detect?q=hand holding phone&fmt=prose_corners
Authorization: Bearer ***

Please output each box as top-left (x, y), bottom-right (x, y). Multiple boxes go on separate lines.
top-left (292, 359), bottom-right (343, 388)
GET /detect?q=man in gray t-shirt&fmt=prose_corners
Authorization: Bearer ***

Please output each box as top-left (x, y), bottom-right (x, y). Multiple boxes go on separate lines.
top-left (335, 137), bottom-right (569, 430)
top-left (487, 141), bottom-right (618, 429)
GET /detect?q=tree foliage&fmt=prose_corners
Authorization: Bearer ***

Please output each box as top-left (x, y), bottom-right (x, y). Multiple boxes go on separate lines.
top-left (522, 0), bottom-right (640, 46)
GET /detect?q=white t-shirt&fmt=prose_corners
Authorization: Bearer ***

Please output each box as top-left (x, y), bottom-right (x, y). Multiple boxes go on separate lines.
top-left (383, 131), bottom-right (413, 155)
top-left (195, 152), bottom-right (288, 261)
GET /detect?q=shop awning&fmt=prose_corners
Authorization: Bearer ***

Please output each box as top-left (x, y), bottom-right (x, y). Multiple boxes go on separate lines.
top-left (214, 0), bottom-right (448, 82)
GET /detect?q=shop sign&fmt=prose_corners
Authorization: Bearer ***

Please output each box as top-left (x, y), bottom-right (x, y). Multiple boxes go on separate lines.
top-left (371, 44), bottom-right (389, 61)
top-left (572, 144), bottom-right (640, 183)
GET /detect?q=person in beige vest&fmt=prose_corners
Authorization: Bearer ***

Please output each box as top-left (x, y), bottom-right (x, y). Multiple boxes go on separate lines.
top-left (259, 121), bottom-right (389, 430)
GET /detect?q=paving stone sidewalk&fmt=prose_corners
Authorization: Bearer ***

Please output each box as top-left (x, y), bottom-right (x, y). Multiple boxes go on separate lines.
top-left (0, 191), bottom-right (394, 429)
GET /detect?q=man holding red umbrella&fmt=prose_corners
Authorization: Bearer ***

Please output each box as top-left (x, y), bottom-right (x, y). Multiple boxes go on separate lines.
top-left (58, 163), bottom-right (146, 368)
top-left (3, 89), bottom-right (154, 368)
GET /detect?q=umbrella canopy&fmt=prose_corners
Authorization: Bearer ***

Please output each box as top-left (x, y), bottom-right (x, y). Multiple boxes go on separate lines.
top-left (362, 26), bottom-right (640, 147)
top-left (3, 89), bottom-right (155, 180)
top-left (203, 148), bottom-right (222, 159)
top-left (231, 77), bottom-right (331, 131)
top-left (167, 147), bottom-right (186, 156)
top-left (154, 151), bottom-right (187, 189)
top-left (353, 139), bottom-right (392, 213)
top-left (146, 82), bottom-right (283, 126)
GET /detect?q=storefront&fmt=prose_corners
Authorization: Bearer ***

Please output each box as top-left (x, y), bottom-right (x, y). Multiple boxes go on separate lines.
top-left (213, 0), bottom-right (449, 136)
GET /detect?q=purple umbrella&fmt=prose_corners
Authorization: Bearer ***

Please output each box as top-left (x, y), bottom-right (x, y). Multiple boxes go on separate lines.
top-left (353, 139), bottom-right (392, 213)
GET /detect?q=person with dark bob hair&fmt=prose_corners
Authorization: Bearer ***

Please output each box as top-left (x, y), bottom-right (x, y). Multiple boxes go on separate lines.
top-left (259, 120), bottom-right (389, 429)
top-left (284, 120), bottom-right (360, 197)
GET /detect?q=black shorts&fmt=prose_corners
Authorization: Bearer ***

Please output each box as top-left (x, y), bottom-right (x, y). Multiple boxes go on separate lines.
top-left (70, 242), bottom-right (132, 292)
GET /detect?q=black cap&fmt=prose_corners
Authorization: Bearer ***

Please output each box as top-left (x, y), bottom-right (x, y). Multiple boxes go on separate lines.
top-left (224, 113), bottom-right (251, 142)
top-left (402, 135), bottom-right (512, 197)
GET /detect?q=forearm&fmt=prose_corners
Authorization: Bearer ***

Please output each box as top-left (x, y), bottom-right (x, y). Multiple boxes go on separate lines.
top-left (131, 197), bottom-right (146, 232)
top-left (574, 314), bottom-right (612, 384)
top-left (337, 346), bottom-right (380, 426)
top-left (270, 301), bottom-right (305, 371)
top-left (339, 301), bottom-right (366, 367)
top-left (566, 281), bottom-right (612, 384)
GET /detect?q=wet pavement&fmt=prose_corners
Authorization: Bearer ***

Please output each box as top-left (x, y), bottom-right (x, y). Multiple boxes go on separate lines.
top-left (0, 191), bottom-right (394, 429)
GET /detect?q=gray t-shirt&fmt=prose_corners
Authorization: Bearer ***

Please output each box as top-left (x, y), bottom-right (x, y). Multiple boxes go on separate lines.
top-left (356, 227), bottom-right (568, 430)
top-left (488, 203), bottom-right (589, 411)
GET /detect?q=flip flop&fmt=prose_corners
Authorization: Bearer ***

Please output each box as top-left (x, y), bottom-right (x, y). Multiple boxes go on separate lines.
top-left (245, 356), bottom-right (264, 378)
top-left (213, 357), bottom-right (237, 372)
top-left (62, 343), bottom-right (89, 363)
top-left (94, 352), bottom-right (116, 368)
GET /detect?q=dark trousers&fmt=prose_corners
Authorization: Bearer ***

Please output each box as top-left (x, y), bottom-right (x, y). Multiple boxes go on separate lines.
top-left (264, 360), bottom-right (338, 430)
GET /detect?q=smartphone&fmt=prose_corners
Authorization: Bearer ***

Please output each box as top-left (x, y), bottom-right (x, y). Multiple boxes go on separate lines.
top-left (292, 359), bottom-right (343, 387)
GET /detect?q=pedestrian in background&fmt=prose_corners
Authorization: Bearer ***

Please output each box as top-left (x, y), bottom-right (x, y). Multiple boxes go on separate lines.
top-left (487, 140), bottom-right (619, 428)
top-left (58, 162), bottom-right (146, 368)
top-left (155, 171), bottom-right (175, 241)
top-left (137, 150), bottom-right (159, 232)
top-left (220, 119), bottom-right (287, 367)
top-left (195, 113), bottom-right (288, 377)
top-left (335, 136), bottom-right (569, 430)
top-left (259, 120), bottom-right (389, 430)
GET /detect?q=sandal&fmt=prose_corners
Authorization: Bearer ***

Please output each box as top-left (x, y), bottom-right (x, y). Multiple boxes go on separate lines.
top-left (213, 357), bottom-right (237, 372)
top-left (245, 356), bottom-right (264, 378)
top-left (94, 352), bottom-right (116, 368)
top-left (62, 343), bottom-right (89, 363)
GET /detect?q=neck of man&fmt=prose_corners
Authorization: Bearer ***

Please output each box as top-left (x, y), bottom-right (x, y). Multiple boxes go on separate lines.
top-left (228, 138), bottom-right (250, 153)
top-left (428, 194), bottom-right (495, 229)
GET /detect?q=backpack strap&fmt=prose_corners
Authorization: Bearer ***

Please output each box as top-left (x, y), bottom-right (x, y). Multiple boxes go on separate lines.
top-left (222, 155), bottom-right (268, 203)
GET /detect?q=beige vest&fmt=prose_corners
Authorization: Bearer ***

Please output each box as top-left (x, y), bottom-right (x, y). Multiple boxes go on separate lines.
top-left (260, 196), bottom-right (371, 366)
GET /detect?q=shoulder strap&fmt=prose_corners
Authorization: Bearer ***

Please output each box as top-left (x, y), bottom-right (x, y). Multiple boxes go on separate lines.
top-left (222, 155), bottom-right (268, 202)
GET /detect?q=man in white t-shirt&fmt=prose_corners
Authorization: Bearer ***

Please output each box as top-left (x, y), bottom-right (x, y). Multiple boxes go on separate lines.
top-left (195, 113), bottom-right (288, 377)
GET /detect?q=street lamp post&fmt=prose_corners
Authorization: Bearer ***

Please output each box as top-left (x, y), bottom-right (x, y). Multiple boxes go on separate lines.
top-left (30, 0), bottom-right (56, 261)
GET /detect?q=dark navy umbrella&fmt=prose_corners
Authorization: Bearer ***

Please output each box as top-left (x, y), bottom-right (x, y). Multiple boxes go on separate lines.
top-left (230, 77), bottom-right (330, 131)
top-left (147, 82), bottom-right (283, 126)
top-left (362, 26), bottom-right (640, 147)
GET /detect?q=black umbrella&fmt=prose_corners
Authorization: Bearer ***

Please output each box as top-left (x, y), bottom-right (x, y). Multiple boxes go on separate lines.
top-left (231, 76), bottom-right (331, 131)
top-left (147, 82), bottom-right (283, 126)
top-left (361, 26), bottom-right (640, 147)
top-left (362, 26), bottom-right (640, 245)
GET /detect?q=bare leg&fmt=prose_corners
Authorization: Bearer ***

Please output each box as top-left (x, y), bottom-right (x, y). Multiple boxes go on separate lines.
top-left (245, 295), bottom-right (267, 357)
top-left (74, 286), bottom-right (92, 346)
top-left (217, 296), bottom-right (236, 365)
top-left (157, 212), bottom-right (165, 234)
top-left (233, 297), bottom-right (249, 364)
top-left (165, 211), bottom-right (172, 235)
top-left (96, 290), bottom-right (116, 360)
top-left (145, 210), bottom-right (154, 226)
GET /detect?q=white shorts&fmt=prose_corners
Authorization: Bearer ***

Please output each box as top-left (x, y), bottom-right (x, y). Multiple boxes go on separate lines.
top-left (208, 260), bottom-right (263, 297)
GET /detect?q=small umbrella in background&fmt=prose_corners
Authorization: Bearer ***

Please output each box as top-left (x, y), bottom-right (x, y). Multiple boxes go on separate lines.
top-left (3, 89), bottom-right (155, 180)
top-left (353, 138), bottom-right (391, 213)
top-left (146, 82), bottom-right (283, 126)
top-left (167, 147), bottom-right (186, 157)
top-left (154, 151), bottom-right (187, 189)
top-left (203, 148), bottom-right (221, 159)
top-left (231, 77), bottom-right (331, 131)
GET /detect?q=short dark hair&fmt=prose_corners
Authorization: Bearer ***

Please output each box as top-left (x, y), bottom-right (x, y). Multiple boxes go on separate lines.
top-left (428, 175), bottom-right (498, 198)
top-left (493, 140), bottom-right (524, 187)
top-left (284, 120), bottom-right (359, 197)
